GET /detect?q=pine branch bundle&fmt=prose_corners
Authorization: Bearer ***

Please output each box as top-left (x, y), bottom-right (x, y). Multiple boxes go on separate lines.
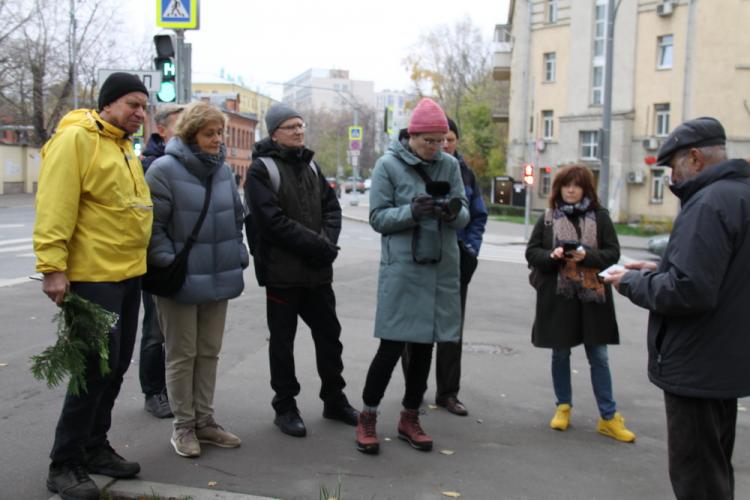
top-left (30, 292), bottom-right (119, 396)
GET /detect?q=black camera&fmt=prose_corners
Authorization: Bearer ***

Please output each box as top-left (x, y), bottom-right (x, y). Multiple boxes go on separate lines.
top-left (426, 181), bottom-right (462, 218)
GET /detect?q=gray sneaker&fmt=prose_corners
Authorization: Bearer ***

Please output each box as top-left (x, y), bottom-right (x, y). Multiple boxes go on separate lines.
top-left (170, 427), bottom-right (201, 458)
top-left (196, 421), bottom-right (241, 448)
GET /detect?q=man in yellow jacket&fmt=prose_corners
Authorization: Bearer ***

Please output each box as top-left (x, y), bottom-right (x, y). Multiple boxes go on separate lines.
top-left (33, 72), bottom-right (152, 500)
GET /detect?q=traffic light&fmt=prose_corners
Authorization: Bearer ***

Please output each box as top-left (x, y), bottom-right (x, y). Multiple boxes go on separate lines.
top-left (523, 164), bottom-right (535, 185)
top-left (153, 34), bottom-right (176, 103)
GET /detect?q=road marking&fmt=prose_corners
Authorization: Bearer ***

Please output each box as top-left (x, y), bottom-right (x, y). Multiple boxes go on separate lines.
top-left (0, 224), bottom-right (25, 229)
top-left (0, 244), bottom-right (32, 253)
top-left (0, 238), bottom-right (32, 245)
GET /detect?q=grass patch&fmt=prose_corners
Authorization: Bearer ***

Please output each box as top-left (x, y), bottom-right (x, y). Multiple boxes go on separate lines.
top-left (490, 215), bottom-right (667, 238)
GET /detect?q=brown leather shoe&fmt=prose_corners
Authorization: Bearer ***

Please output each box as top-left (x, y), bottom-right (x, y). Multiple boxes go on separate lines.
top-left (437, 396), bottom-right (468, 416)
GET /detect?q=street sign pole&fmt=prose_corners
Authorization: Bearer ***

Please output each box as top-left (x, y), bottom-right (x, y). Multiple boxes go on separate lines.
top-left (175, 29), bottom-right (184, 103)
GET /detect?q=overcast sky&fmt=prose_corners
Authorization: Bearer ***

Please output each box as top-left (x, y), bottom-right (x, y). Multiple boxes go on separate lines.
top-left (126, 0), bottom-right (510, 100)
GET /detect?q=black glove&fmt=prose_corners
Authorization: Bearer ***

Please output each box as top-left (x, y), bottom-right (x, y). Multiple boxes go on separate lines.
top-left (410, 195), bottom-right (435, 221)
top-left (308, 238), bottom-right (339, 268)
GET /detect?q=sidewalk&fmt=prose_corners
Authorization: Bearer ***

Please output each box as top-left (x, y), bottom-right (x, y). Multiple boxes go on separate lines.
top-left (340, 201), bottom-right (651, 251)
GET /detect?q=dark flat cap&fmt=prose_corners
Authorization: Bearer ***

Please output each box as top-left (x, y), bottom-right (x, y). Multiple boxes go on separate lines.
top-left (656, 116), bottom-right (726, 166)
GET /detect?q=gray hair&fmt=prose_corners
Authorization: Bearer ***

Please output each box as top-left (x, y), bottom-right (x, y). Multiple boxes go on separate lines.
top-left (153, 104), bottom-right (184, 126)
top-left (673, 144), bottom-right (727, 164)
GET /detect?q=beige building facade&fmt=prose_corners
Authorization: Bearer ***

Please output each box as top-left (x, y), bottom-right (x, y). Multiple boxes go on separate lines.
top-left (498, 0), bottom-right (750, 222)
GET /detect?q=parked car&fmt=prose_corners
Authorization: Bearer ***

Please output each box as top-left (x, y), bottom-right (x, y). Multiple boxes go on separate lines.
top-left (647, 233), bottom-right (669, 257)
top-left (344, 176), bottom-right (365, 194)
top-left (326, 177), bottom-right (341, 197)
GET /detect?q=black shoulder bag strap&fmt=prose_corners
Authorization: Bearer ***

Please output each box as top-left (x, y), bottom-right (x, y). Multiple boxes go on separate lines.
top-left (410, 163), bottom-right (443, 264)
top-left (183, 174), bottom-right (214, 253)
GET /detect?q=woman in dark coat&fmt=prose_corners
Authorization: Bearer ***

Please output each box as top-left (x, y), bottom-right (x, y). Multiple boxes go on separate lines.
top-left (525, 164), bottom-right (635, 442)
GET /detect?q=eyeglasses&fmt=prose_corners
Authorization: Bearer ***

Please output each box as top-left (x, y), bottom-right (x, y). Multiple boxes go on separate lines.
top-left (278, 123), bottom-right (306, 132)
top-left (421, 137), bottom-right (445, 146)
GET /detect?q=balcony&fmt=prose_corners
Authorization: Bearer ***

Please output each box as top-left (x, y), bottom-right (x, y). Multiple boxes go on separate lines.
top-left (493, 24), bottom-right (513, 81)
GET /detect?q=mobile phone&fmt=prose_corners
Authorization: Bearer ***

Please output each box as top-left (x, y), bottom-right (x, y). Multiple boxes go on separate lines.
top-left (561, 241), bottom-right (579, 254)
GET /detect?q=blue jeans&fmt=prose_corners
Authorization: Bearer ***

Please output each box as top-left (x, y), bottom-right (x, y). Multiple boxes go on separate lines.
top-left (551, 345), bottom-right (616, 419)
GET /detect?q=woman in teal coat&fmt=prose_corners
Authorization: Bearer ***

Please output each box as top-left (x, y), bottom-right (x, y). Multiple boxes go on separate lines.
top-left (355, 98), bottom-right (469, 455)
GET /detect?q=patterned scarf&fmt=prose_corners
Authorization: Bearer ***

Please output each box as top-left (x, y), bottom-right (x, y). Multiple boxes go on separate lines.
top-left (552, 197), bottom-right (605, 303)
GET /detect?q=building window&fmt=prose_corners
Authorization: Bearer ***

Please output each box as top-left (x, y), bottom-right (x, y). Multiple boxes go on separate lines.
top-left (593, 1), bottom-right (607, 58)
top-left (539, 168), bottom-right (552, 197)
top-left (655, 103), bottom-right (671, 137)
top-left (547, 0), bottom-right (558, 23)
top-left (591, 65), bottom-right (604, 105)
top-left (544, 52), bottom-right (556, 82)
top-left (651, 168), bottom-right (666, 204)
top-left (542, 110), bottom-right (554, 139)
top-left (580, 130), bottom-right (600, 159)
top-left (657, 35), bottom-right (673, 69)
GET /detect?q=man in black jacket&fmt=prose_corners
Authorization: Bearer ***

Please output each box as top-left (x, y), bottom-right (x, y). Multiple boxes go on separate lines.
top-left (245, 104), bottom-right (358, 437)
top-left (605, 117), bottom-right (750, 500)
top-left (139, 104), bottom-right (182, 419)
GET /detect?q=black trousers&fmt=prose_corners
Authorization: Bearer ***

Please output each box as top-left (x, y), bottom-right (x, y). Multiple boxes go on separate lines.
top-left (138, 290), bottom-right (166, 396)
top-left (50, 278), bottom-right (140, 466)
top-left (364, 340), bottom-right (433, 410)
top-left (266, 285), bottom-right (347, 414)
top-left (664, 391), bottom-right (737, 500)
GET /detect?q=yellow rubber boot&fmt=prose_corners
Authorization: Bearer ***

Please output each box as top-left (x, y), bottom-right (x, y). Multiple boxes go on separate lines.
top-left (597, 412), bottom-right (636, 442)
top-left (550, 404), bottom-right (571, 431)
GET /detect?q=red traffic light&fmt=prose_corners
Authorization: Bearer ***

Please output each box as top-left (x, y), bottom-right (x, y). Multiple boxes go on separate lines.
top-left (523, 164), bottom-right (535, 185)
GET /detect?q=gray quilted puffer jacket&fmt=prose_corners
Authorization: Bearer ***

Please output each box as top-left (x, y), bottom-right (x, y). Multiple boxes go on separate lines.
top-left (146, 137), bottom-right (248, 304)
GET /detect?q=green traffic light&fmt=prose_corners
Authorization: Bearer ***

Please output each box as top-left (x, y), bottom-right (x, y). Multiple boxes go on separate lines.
top-left (157, 81), bottom-right (176, 103)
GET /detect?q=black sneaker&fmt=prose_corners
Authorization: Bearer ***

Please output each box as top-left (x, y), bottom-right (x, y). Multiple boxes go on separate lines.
top-left (47, 463), bottom-right (100, 500)
top-left (85, 444), bottom-right (140, 478)
top-left (274, 410), bottom-right (307, 437)
top-left (323, 403), bottom-right (359, 426)
top-left (144, 390), bottom-right (173, 419)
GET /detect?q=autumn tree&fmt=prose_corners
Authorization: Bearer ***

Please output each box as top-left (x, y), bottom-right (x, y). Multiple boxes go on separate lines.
top-left (0, 0), bottom-right (151, 146)
top-left (403, 17), bottom-right (507, 188)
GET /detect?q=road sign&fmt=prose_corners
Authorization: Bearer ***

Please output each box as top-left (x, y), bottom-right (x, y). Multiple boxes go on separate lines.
top-left (157, 0), bottom-right (199, 29)
top-left (348, 126), bottom-right (363, 141)
top-left (97, 69), bottom-right (161, 92)
top-left (349, 139), bottom-right (362, 151)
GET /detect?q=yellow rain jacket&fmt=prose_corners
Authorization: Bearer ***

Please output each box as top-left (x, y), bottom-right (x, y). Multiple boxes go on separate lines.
top-left (34, 109), bottom-right (153, 282)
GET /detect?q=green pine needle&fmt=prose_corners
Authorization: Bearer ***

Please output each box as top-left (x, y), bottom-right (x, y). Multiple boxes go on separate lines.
top-left (30, 292), bottom-right (118, 396)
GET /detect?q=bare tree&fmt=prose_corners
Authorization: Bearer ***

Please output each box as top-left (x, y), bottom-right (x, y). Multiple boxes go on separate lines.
top-left (0, 0), bottom-right (151, 145)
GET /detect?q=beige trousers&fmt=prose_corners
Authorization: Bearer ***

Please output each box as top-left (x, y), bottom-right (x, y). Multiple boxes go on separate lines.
top-left (155, 297), bottom-right (228, 429)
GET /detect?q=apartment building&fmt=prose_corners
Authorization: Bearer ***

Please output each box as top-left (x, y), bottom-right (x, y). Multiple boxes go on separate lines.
top-left (283, 68), bottom-right (376, 114)
top-left (192, 73), bottom-right (276, 138)
top-left (497, 0), bottom-right (750, 221)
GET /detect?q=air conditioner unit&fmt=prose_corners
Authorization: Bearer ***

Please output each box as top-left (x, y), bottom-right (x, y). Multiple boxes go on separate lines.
top-left (657, 1), bottom-right (674, 17)
top-left (642, 137), bottom-right (659, 151)
top-left (627, 171), bottom-right (645, 184)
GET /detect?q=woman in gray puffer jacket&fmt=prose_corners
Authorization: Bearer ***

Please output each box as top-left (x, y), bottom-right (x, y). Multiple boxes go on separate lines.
top-left (146, 101), bottom-right (248, 459)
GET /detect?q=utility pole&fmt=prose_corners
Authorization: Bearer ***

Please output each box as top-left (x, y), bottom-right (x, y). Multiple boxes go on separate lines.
top-left (69, 0), bottom-right (77, 109)
top-left (599, 0), bottom-right (616, 209)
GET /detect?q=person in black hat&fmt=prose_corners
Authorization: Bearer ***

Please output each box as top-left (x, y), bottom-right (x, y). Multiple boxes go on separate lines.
top-left (604, 116), bottom-right (750, 499)
top-left (34, 72), bottom-right (150, 499)
top-left (244, 104), bottom-right (358, 438)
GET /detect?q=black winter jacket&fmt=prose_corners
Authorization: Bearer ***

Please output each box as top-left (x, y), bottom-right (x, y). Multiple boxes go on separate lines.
top-left (525, 208), bottom-right (620, 348)
top-left (244, 138), bottom-right (341, 287)
top-left (620, 159), bottom-right (750, 399)
top-left (141, 133), bottom-right (165, 171)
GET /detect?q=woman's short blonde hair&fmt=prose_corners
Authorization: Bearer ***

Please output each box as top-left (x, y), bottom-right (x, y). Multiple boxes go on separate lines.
top-left (173, 101), bottom-right (226, 144)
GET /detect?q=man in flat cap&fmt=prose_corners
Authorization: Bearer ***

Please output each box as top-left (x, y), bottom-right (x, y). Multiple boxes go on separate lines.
top-left (244, 104), bottom-right (358, 438)
top-left (34, 72), bottom-right (152, 499)
top-left (604, 116), bottom-right (750, 499)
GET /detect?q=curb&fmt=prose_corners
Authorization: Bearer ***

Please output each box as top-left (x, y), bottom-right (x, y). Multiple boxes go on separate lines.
top-left (49, 475), bottom-right (278, 500)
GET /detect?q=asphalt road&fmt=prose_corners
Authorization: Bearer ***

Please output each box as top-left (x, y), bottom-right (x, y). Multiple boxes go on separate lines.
top-left (0, 196), bottom-right (747, 500)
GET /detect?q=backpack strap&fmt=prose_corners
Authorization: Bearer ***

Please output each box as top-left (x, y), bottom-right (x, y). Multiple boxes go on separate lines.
top-left (257, 156), bottom-right (317, 193)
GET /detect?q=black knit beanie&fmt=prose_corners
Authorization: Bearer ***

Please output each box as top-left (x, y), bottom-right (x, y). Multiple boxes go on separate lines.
top-left (446, 117), bottom-right (460, 139)
top-left (98, 72), bottom-right (149, 111)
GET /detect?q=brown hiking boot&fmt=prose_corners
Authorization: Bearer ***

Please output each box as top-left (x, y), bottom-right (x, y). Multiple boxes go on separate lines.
top-left (356, 411), bottom-right (379, 454)
top-left (397, 409), bottom-right (433, 451)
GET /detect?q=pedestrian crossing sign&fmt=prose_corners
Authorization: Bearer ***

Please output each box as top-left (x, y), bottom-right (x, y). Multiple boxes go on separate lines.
top-left (156, 0), bottom-right (199, 29)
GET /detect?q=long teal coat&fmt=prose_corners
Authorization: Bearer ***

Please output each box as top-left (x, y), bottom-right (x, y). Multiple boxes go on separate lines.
top-left (369, 140), bottom-right (470, 344)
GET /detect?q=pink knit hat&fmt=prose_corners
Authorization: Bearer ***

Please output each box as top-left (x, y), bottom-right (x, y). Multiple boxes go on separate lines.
top-left (407, 98), bottom-right (448, 134)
